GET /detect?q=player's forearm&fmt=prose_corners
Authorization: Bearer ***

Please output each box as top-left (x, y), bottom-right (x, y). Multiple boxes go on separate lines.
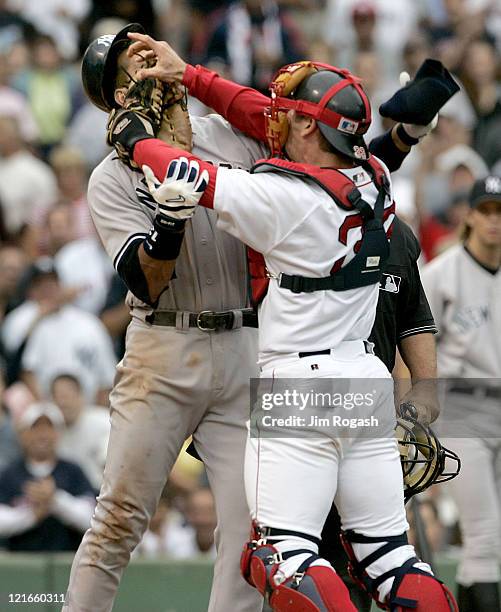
top-left (401, 334), bottom-right (439, 415)
top-left (398, 333), bottom-right (439, 423)
top-left (400, 332), bottom-right (437, 380)
top-left (138, 244), bottom-right (178, 303)
top-left (182, 64), bottom-right (269, 143)
top-left (117, 236), bottom-right (181, 306)
top-left (134, 139), bottom-right (217, 208)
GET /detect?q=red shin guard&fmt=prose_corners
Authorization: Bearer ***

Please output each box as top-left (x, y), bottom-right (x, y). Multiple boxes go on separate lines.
top-left (391, 573), bottom-right (458, 612)
top-left (340, 531), bottom-right (458, 611)
top-left (270, 565), bottom-right (357, 612)
top-left (240, 523), bottom-right (356, 611)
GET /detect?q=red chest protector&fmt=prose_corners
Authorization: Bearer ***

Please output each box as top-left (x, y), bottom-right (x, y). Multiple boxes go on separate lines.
top-left (247, 156), bottom-right (394, 306)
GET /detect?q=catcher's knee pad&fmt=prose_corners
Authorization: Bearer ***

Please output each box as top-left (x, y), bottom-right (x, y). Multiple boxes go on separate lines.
top-left (240, 522), bottom-right (357, 611)
top-left (341, 530), bottom-right (458, 611)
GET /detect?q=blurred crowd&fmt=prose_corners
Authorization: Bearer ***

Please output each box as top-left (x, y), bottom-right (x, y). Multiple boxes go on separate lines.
top-left (0, 0), bottom-right (499, 559)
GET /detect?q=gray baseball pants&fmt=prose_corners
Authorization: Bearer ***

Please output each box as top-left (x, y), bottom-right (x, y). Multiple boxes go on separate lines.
top-left (63, 316), bottom-right (262, 612)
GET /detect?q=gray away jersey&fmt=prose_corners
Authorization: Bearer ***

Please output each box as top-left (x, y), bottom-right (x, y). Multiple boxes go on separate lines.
top-left (87, 115), bottom-right (268, 313)
top-left (421, 244), bottom-right (501, 379)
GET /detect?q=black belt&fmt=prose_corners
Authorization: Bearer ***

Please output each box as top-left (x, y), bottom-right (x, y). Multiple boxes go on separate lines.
top-left (449, 385), bottom-right (501, 400)
top-left (145, 309), bottom-right (258, 330)
top-left (299, 341), bottom-right (374, 358)
top-left (299, 349), bottom-right (331, 358)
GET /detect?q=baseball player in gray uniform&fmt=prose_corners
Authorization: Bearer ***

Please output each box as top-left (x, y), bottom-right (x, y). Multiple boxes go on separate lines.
top-left (64, 26), bottom-right (267, 612)
top-left (422, 175), bottom-right (501, 612)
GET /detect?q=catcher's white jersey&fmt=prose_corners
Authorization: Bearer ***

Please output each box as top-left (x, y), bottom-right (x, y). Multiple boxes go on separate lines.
top-left (212, 162), bottom-right (394, 365)
top-left (87, 114), bottom-right (268, 314)
top-left (421, 244), bottom-right (501, 379)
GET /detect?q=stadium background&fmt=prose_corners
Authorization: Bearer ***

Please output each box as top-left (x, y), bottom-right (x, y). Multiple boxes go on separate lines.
top-left (0, 0), bottom-right (500, 609)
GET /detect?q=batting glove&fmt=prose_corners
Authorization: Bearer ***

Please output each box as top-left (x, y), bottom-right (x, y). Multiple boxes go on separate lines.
top-left (399, 71), bottom-right (439, 140)
top-left (143, 158), bottom-right (209, 228)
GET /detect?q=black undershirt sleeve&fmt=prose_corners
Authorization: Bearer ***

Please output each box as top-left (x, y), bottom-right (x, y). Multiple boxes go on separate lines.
top-left (369, 129), bottom-right (409, 173)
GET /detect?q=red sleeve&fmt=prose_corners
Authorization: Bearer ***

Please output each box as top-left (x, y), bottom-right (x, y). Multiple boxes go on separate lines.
top-left (182, 64), bottom-right (270, 143)
top-left (133, 139), bottom-right (217, 208)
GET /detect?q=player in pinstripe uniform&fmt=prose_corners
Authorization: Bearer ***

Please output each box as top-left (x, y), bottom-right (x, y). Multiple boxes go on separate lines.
top-left (422, 175), bottom-right (501, 612)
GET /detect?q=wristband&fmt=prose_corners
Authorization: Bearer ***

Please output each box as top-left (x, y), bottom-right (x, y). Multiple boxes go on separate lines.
top-left (143, 217), bottom-right (186, 260)
top-left (396, 123), bottom-right (419, 147)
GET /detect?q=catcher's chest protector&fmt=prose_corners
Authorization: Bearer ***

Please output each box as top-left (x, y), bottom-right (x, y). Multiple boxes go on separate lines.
top-left (248, 157), bottom-right (391, 306)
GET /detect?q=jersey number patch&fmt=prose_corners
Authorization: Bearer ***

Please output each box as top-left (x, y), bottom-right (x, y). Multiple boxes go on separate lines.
top-left (331, 203), bottom-right (395, 273)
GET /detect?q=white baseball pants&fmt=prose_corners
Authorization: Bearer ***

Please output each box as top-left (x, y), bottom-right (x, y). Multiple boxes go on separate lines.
top-left (245, 342), bottom-right (423, 601)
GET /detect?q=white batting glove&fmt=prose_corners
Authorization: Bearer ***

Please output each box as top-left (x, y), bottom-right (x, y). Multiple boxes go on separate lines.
top-left (399, 71), bottom-right (439, 140)
top-left (142, 157), bottom-right (209, 221)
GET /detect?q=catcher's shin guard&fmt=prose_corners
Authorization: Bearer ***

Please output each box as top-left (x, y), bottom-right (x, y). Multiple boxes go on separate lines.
top-left (240, 522), bottom-right (357, 611)
top-left (341, 530), bottom-right (458, 611)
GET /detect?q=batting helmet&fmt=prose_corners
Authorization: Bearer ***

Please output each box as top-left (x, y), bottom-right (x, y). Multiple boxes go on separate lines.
top-left (81, 22), bottom-right (146, 112)
top-left (395, 403), bottom-right (460, 502)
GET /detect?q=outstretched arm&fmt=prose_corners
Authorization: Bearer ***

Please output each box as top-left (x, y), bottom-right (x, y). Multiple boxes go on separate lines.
top-left (127, 32), bottom-right (436, 172)
top-left (129, 33), bottom-right (270, 143)
top-left (136, 142), bottom-right (293, 255)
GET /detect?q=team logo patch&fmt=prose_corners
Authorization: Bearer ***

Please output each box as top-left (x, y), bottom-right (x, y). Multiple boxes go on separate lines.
top-left (353, 172), bottom-right (368, 186)
top-left (338, 117), bottom-right (359, 134)
top-left (97, 35), bottom-right (115, 47)
top-left (353, 145), bottom-right (367, 160)
top-left (380, 273), bottom-right (401, 293)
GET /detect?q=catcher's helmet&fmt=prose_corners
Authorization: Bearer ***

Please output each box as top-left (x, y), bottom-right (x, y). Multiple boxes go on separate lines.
top-left (293, 69), bottom-right (372, 161)
top-left (81, 22), bottom-right (146, 112)
top-left (396, 403), bottom-right (461, 502)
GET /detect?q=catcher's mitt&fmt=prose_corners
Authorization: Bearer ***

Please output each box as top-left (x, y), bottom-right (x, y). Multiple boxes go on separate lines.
top-left (107, 59), bottom-right (192, 170)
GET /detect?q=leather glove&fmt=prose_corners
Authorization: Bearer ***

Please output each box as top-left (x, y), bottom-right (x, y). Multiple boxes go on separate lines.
top-left (143, 157), bottom-right (209, 228)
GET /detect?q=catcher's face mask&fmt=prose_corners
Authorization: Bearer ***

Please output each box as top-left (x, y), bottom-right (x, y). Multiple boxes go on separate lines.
top-left (265, 61), bottom-right (372, 158)
top-left (395, 404), bottom-right (461, 502)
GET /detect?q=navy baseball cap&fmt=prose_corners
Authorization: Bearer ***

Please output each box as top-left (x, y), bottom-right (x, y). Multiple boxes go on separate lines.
top-left (469, 175), bottom-right (501, 208)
